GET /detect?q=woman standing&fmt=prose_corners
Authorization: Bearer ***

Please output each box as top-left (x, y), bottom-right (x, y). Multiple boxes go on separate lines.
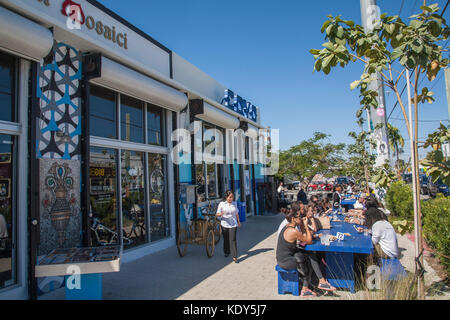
top-left (216, 190), bottom-right (241, 263)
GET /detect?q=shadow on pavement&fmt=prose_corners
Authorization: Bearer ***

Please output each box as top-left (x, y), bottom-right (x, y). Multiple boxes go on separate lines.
top-left (100, 214), bottom-right (283, 300)
top-left (237, 248), bottom-right (274, 263)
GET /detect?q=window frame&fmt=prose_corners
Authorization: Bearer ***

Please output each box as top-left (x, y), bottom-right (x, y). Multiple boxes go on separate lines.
top-left (88, 84), bottom-right (171, 249)
top-left (0, 52), bottom-right (19, 290)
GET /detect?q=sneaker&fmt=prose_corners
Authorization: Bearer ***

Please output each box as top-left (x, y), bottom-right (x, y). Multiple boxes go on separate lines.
top-left (300, 289), bottom-right (317, 297)
top-left (317, 282), bottom-right (336, 291)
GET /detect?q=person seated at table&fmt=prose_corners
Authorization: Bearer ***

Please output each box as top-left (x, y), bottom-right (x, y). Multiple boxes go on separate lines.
top-left (348, 194), bottom-right (367, 217)
top-left (277, 202), bottom-right (301, 239)
top-left (364, 203), bottom-right (399, 260)
top-left (303, 205), bottom-right (337, 292)
top-left (320, 198), bottom-right (333, 215)
top-left (332, 185), bottom-right (343, 210)
top-left (276, 207), bottom-right (316, 297)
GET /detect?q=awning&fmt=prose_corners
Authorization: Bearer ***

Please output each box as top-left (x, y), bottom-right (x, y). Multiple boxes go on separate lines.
top-left (90, 56), bottom-right (188, 112)
top-left (0, 7), bottom-right (53, 61)
top-left (191, 100), bottom-right (240, 129)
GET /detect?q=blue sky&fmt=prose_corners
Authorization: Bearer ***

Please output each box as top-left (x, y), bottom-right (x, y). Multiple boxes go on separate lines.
top-left (97, 0), bottom-right (449, 159)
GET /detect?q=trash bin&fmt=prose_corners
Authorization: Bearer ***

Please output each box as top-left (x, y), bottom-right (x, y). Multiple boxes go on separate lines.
top-left (238, 202), bottom-right (246, 223)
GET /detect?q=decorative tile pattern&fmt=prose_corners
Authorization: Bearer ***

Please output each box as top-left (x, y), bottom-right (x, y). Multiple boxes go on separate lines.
top-left (39, 159), bottom-right (81, 256)
top-left (37, 42), bottom-right (82, 160)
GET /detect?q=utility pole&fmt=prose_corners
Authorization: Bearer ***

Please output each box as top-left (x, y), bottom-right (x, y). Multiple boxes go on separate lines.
top-left (360, 0), bottom-right (391, 167)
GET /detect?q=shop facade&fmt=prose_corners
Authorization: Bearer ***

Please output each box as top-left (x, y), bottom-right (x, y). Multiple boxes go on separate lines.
top-left (0, 0), bottom-right (268, 300)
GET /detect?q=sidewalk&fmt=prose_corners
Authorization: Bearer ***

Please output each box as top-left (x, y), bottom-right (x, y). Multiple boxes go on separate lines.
top-left (40, 212), bottom-right (448, 300)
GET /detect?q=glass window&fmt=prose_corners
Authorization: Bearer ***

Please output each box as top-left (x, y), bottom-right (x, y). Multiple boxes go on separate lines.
top-left (0, 52), bottom-right (15, 123)
top-left (90, 85), bottom-right (117, 139)
top-left (121, 95), bottom-right (144, 143)
top-left (121, 150), bottom-right (146, 248)
top-left (196, 163), bottom-right (206, 202)
top-left (148, 153), bottom-right (168, 242)
top-left (89, 147), bottom-right (119, 246)
top-left (206, 163), bottom-right (217, 199)
top-left (0, 134), bottom-right (15, 289)
top-left (147, 104), bottom-right (163, 146)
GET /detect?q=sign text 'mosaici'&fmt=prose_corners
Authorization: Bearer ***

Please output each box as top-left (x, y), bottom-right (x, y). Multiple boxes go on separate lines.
top-left (61, 0), bottom-right (129, 50)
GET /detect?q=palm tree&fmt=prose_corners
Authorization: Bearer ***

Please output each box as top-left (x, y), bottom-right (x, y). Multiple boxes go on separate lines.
top-left (387, 123), bottom-right (405, 179)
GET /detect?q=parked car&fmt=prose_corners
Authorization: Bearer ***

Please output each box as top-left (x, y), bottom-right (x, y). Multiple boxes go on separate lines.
top-left (292, 181), bottom-right (301, 190)
top-left (307, 181), bottom-right (320, 191)
top-left (402, 173), bottom-right (438, 197)
top-left (435, 178), bottom-right (449, 196)
top-left (335, 176), bottom-right (353, 186)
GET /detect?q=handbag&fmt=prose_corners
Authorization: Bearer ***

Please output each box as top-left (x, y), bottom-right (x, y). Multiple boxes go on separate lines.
top-left (318, 216), bottom-right (331, 230)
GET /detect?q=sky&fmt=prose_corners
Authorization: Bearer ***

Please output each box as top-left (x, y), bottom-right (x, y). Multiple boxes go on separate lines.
top-left (97, 0), bottom-right (450, 159)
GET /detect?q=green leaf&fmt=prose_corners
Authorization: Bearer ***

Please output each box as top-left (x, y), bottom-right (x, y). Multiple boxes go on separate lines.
top-left (410, 20), bottom-right (424, 29)
top-left (321, 20), bottom-right (332, 33)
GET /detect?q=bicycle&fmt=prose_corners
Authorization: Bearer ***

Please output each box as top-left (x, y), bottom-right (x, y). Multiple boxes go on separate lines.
top-left (200, 199), bottom-right (221, 246)
top-left (90, 217), bottom-right (132, 247)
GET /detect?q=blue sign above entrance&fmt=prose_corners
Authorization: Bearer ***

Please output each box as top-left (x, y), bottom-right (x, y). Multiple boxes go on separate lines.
top-left (221, 89), bottom-right (258, 123)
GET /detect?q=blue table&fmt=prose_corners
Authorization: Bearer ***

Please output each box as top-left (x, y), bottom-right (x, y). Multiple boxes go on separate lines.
top-left (340, 198), bottom-right (357, 210)
top-left (304, 215), bottom-right (373, 293)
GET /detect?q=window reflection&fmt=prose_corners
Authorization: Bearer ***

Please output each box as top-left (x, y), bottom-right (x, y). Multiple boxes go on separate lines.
top-left (90, 85), bottom-right (117, 139)
top-left (0, 52), bottom-right (15, 123)
top-left (147, 104), bottom-right (163, 146)
top-left (121, 150), bottom-right (146, 248)
top-left (148, 153), bottom-right (167, 242)
top-left (0, 135), bottom-right (14, 289)
top-left (89, 147), bottom-right (119, 246)
top-left (121, 95), bottom-right (144, 143)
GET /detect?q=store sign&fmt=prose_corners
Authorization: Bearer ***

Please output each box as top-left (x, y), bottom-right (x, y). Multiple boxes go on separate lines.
top-left (60, 0), bottom-right (128, 49)
top-left (221, 89), bottom-right (258, 123)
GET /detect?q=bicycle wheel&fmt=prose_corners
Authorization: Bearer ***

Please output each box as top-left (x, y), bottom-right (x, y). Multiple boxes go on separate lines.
top-left (213, 220), bottom-right (221, 245)
top-left (177, 228), bottom-right (188, 257)
top-left (205, 228), bottom-right (215, 258)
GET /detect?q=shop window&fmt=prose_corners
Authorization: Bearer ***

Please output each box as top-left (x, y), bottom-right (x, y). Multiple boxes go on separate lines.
top-left (147, 104), bottom-right (163, 146)
top-left (196, 163), bottom-right (206, 202)
top-left (121, 150), bottom-right (146, 248)
top-left (0, 52), bottom-right (15, 123)
top-left (90, 85), bottom-right (117, 139)
top-left (121, 95), bottom-right (144, 143)
top-left (148, 153), bottom-right (168, 242)
top-left (0, 134), bottom-right (15, 289)
top-left (89, 147), bottom-right (119, 246)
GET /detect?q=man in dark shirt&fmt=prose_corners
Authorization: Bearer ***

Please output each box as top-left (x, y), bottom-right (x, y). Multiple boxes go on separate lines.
top-left (297, 187), bottom-right (308, 204)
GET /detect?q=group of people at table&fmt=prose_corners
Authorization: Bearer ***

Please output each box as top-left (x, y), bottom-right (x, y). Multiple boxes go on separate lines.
top-left (276, 186), bottom-right (400, 297)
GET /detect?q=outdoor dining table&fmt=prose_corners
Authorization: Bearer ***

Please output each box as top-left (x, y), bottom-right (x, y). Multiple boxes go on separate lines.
top-left (304, 212), bottom-right (373, 293)
top-left (340, 198), bottom-right (357, 210)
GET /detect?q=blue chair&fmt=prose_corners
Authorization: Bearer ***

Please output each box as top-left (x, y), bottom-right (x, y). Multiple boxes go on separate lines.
top-left (275, 265), bottom-right (299, 296)
top-left (380, 258), bottom-right (407, 281)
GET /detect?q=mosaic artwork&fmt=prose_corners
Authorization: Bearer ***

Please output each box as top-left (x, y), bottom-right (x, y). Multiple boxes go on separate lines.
top-left (37, 41), bottom-right (82, 160)
top-left (39, 159), bottom-right (81, 256)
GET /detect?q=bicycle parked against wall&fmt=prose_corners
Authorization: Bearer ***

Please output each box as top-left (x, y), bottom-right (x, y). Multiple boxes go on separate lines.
top-left (176, 199), bottom-right (220, 258)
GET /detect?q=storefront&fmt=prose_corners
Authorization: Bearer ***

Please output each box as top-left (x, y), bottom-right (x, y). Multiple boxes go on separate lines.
top-left (0, 0), bottom-right (268, 299)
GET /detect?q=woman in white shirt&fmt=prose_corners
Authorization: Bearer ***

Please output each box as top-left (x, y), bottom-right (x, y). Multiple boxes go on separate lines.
top-left (216, 190), bottom-right (241, 263)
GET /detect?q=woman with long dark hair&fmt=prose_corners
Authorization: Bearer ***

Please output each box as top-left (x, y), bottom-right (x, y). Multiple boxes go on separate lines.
top-left (364, 200), bottom-right (399, 259)
top-left (216, 190), bottom-right (241, 263)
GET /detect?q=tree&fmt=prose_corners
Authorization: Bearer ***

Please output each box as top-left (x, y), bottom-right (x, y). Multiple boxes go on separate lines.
top-left (421, 123), bottom-right (450, 185)
top-left (309, 2), bottom-right (449, 299)
top-left (387, 122), bottom-right (405, 179)
top-left (275, 132), bottom-right (345, 187)
top-left (347, 128), bottom-right (376, 192)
